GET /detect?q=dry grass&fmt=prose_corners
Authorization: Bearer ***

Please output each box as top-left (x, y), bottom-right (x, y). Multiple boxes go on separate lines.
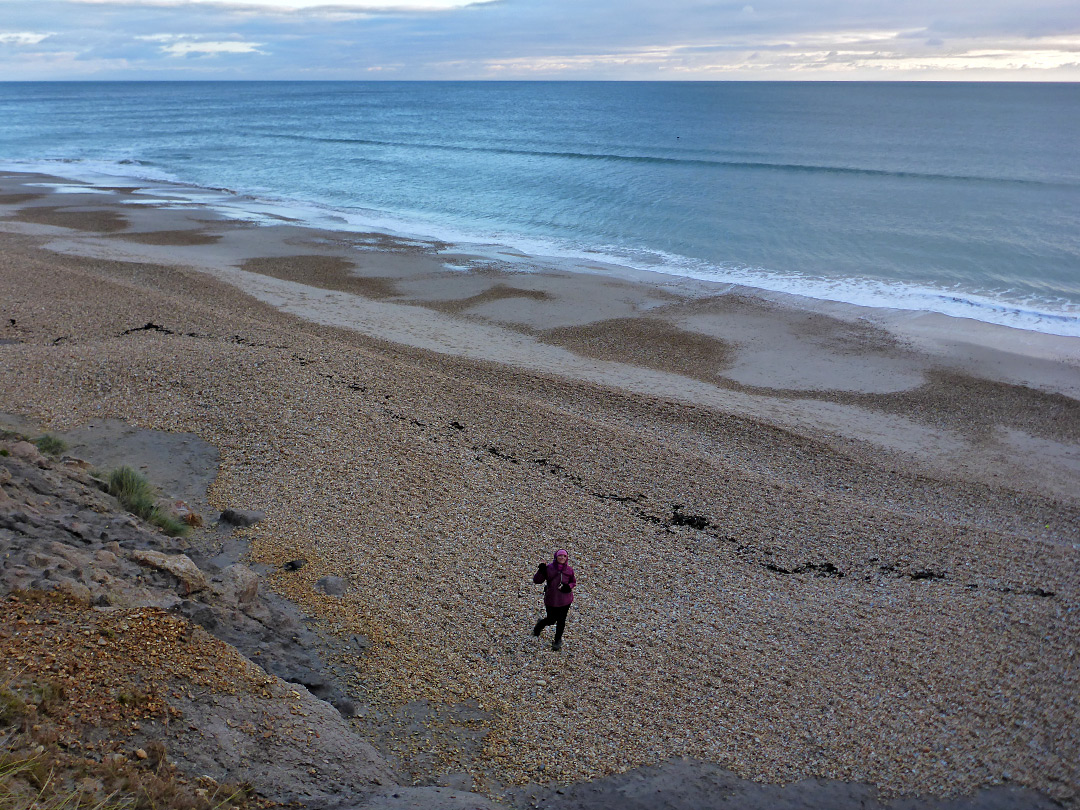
top-left (0, 665), bottom-right (253, 810)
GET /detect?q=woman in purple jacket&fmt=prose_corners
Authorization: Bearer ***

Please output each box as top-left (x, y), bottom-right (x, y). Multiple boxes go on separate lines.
top-left (531, 548), bottom-right (576, 651)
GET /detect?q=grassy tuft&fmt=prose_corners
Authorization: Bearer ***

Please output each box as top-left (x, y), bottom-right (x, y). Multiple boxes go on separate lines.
top-left (0, 754), bottom-right (138, 810)
top-left (33, 435), bottom-right (67, 457)
top-left (107, 467), bottom-right (155, 518)
top-left (0, 750), bottom-right (250, 810)
top-left (106, 467), bottom-right (188, 538)
top-left (148, 509), bottom-right (189, 538)
top-left (0, 688), bottom-right (26, 726)
top-left (0, 449), bottom-right (8, 457)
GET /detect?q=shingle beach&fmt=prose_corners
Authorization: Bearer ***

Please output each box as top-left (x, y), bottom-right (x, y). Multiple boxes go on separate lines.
top-left (2, 173), bottom-right (1078, 804)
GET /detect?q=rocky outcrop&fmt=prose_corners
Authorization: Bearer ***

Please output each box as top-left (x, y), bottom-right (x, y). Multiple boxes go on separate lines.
top-left (9, 440), bottom-right (47, 465)
top-left (166, 685), bottom-right (396, 805)
top-left (216, 563), bottom-right (259, 605)
top-left (131, 549), bottom-right (208, 595)
top-left (0, 430), bottom-right (504, 810)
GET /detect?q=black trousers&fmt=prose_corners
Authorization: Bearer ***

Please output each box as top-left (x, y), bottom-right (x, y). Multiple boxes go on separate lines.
top-left (536, 604), bottom-right (571, 642)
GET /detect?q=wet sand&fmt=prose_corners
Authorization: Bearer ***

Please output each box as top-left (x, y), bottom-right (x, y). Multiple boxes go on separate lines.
top-left (1, 172), bottom-right (1078, 805)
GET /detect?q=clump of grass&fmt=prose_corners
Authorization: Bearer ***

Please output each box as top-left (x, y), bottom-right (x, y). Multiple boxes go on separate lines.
top-left (108, 467), bottom-right (155, 517)
top-left (0, 687), bottom-right (27, 725)
top-left (106, 467), bottom-right (188, 538)
top-left (0, 448), bottom-right (9, 457)
top-left (149, 512), bottom-right (189, 538)
top-left (33, 435), bottom-right (67, 457)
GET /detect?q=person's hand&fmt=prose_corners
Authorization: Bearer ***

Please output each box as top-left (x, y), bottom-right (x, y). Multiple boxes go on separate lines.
top-left (559, 583), bottom-right (571, 593)
top-left (537, 562), bottom-right (547, 572)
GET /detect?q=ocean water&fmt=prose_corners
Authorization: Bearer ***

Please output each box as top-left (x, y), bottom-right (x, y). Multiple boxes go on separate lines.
top-left (1, 81), bottom-right (1078, 336)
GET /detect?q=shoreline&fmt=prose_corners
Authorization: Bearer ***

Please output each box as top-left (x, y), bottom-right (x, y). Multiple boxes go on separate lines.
top-left (5, 169), bottom-right (1079, 374)
top-left (2, 170), bottom-right (1079, 804)
top-left (5, 163), bottom-right (1080, 339)
top-left (4, 169), bottom-right (1079, 501)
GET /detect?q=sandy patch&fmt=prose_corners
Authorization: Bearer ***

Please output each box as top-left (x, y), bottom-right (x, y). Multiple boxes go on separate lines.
top-left (540, 317), bottom-right (735, 382)
top-left (0, 192), bottom-right (46, 205)
top-left (12, 205), bottom-right (128, 233)
top-left (113, 230), bottom-right (224, 246)
top-left (242, 255), bottom-right (399, 299)
top-left (670, 295), bottom-right (924, 395)
top-left (426, 283), bottom-right (554, 315)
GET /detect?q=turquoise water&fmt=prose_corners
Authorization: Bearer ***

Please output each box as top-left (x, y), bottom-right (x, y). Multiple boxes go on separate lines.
top-left (1, 81), bottom-right (1078, 335)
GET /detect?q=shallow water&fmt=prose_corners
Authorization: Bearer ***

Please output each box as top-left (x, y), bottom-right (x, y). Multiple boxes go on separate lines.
top-left (1, 81), bottom-right (1078, 335)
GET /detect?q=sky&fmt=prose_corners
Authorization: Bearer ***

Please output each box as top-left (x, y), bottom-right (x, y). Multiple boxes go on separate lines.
top-left (1, 0), bottom-right (1078, 81)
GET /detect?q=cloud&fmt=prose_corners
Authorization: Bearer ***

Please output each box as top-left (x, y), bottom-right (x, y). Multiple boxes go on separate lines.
top-left (158, 39), bottom-right (266, 54)
top-left (137, 33), bottom-right (268, 55)
top-left (0, 32), bottom-right (53, 45)
top-left (1, 0), bottom-right (1078, 79)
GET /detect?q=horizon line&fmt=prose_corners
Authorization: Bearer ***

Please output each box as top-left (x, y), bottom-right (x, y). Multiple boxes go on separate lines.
top-left (2, 77), bottom-right (1079, 83)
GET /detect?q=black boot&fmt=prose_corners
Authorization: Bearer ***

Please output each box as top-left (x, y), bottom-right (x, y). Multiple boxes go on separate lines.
top-left (552, 638), bottom-right (562, 651)
top-left (532, 619), bottom-right (545, 637)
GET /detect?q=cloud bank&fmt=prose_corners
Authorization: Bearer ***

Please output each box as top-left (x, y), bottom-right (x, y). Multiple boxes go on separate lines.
top-left (1, 0), bottom-right (1078, 79)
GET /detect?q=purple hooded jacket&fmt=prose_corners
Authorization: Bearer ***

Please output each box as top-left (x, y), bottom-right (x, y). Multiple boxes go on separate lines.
top-left (534, 549), bottom-right (576, 608)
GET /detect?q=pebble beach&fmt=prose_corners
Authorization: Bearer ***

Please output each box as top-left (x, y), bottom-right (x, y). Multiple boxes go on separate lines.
top-left (1, 172), bottom-right (1078, 804)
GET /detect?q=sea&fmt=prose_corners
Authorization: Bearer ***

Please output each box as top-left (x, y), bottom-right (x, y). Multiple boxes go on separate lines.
top-left (1, 81), bottom-right (1078, 337)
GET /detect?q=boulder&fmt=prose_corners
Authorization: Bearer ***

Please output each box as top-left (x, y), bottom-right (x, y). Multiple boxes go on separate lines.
top-left (130, 549), bottom-right (208, 595)
top-left (315, 576), bottom-right (348, 597)
top-left (9, 441), bottom-right (45, 465)
top-left (220, 508), bottom-right (265, 527)
top-left (219, 564), bottom-right (259, 606)
top-left (54, 578), bottom-right (93, 604)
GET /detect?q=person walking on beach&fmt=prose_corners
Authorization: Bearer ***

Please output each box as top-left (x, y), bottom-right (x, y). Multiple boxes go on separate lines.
top-left (532, 548), bottom-right (576, 651)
